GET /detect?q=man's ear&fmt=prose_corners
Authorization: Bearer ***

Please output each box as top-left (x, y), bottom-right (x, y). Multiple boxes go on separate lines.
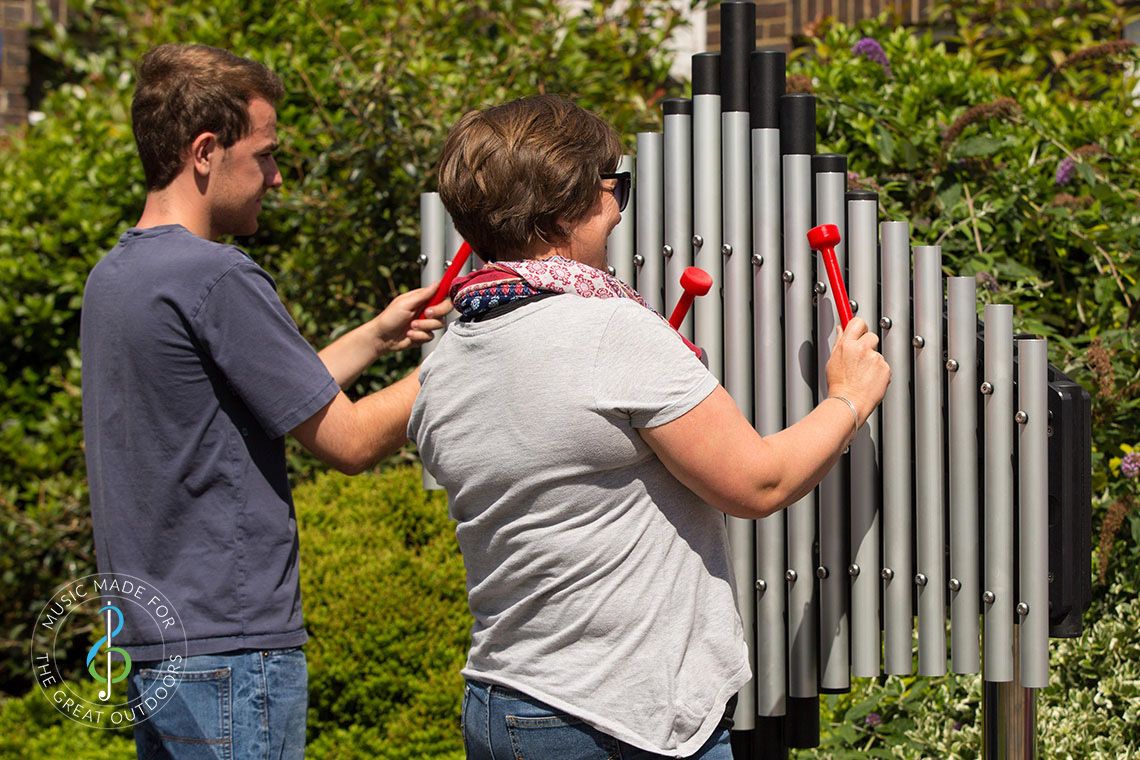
top-left (190, 132), bottom-right (219, 177)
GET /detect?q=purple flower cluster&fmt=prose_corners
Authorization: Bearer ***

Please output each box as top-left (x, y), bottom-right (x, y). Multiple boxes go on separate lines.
top-left (1123, 451), bottom-right (1140, 479)
top-left (852, 37), bottom-right (891, 76)
top-left (1055, 156), bottom-right (1077, 186)
top-left (865, 712), bottom-right (883, 727)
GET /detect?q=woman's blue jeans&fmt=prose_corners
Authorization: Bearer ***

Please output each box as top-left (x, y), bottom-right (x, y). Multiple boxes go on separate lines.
top-left (462, 679), bottom-right (734, 760)
top-left (126, 647), bottom-right (307, 760)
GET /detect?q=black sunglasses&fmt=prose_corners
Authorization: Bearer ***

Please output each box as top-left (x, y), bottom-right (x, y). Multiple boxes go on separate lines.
top-left (600, 171), bottom-right (632, 212)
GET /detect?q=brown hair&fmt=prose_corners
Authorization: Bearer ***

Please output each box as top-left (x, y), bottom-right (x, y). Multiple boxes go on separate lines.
top-left (131, 44), bottom-right (284, 190)
top-left (437, 95), bottom-right (622, 261)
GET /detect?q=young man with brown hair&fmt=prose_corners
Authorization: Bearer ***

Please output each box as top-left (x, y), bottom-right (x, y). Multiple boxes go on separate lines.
top-left (80, 43), bottom-right (446, 758)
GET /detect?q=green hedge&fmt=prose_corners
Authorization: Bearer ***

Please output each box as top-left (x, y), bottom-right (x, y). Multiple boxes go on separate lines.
top-left (0, 465), bottom-right (468, 758)
top-left (297, 467), bottom-right (467, 758)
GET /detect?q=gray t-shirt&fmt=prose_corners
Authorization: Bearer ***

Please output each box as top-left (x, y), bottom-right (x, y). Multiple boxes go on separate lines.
top-left (81, 225), bottom-right (339, 660)
top-left (408, 295), bottom-right (750, 756)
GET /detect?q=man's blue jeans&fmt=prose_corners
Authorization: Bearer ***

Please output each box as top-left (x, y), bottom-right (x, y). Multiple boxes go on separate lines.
top-left (462, 679), bottom-right (734, 760)
top-left (127, 648), bottom-right (307, 760)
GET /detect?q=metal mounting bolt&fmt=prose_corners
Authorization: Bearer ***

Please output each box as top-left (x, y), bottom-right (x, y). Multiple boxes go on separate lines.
top-left (915, 573), bottom-right (928, 587)
top-left (980, 381), bottom-right (994, 395)
top-left (946, 359), bottom-right (959, 372)
top-left (607, 266), bottom-right (616, 277)
top-left (949, 578), bottom-right (962, 592)
top-left (881, 567), bottom-right (894, 581)
top-left (663, 244), bottom-right (674, 258)
top-left (1015, 411), bottom-right (1029, 424)
top-left (785, 569), bottom-right (798, 583)
top-left (913, 335), bottom-right (926, 349)
top-left (848, 563), bottom-right (861, 578)
top-left (850, 299), bottom-right (859, 314)
top-left (879, 317), bottom-right (893, 330)
top-left (633, 254), bottom-right (645, 267)
top-left (816, 566), bottom-right (830, 579)
top-left (722, 243), bottom-right (733, 257)
top-left (692, 234), bottom-right (704, 249)
top-left (1016, 602), bottom-right (1030, 616)
top-left (782, 270), bottom-right (795, 284)
top-left (755, 579), bottom-right (767, 593)
top-left (751, 254), bottom-right (764, 267)
top-left (983, 590), bottom-right (996, 604)
top-left (417, 253), bottom-right (428, 266)
top-left (814, 282), bottom-right (827, 295)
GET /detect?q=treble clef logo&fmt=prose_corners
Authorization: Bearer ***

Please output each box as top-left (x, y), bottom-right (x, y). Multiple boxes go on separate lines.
top-left (85, 603), bottom-right (132, 702)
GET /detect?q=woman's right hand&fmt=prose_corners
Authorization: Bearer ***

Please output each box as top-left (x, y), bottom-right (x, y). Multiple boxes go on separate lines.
top-left (824, 317), bottom-right (891, 426)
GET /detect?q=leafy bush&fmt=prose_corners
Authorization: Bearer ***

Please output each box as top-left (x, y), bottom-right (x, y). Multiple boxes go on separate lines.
top-left (296, 467), bottom-right (467, 758)
top-left (0, 465), bottom-right (469, 758)
top-left (0, 0), bottom-right (695, 694)
top-left (0, 686), bottom-right (136, 759)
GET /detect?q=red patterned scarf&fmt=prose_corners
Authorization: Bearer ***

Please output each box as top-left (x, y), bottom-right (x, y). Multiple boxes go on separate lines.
top-left (450, 256), bottom-right (701, 357)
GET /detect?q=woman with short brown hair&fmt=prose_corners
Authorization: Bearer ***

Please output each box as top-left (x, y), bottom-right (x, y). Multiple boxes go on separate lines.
top-left (410, 94), bottom-right (889, 759)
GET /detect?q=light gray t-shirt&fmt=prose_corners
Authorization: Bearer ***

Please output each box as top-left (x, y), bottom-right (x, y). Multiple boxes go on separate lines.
top-left (408, 295), bottom-right (750, 756)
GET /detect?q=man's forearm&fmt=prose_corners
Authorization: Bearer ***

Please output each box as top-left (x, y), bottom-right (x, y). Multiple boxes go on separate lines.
top-left (319, 324), bottom-right (381, 388)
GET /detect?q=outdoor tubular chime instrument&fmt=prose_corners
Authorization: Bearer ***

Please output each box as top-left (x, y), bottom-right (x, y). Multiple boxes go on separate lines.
top-left (416, 2), bottom-right (1092, 758)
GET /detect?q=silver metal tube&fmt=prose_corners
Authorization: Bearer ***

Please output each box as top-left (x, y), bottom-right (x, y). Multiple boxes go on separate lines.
top-left (1017, 338), bottom-right (1049, 689)
top-left (984, 303), bottom-right (1015, 683)
top-left (608, 154), bottom-right (636, 286)
top-left (783, 149), bottom-right (816, 698)
top-left (913, 245), bottom-right (946, 677)
top-left (751, 125), bottom-right (785, 717)
top-left (693, 92), bottom-right (723, 382)
top-left (879, 220), bottom-right (913, 675)
top-left (719, 7), bottom-right (755, 728)
top-left (722, 108), bottom-right (755, 728)
top-left (664, 102), bottom-right (693, 339)
top-left (847, 192), bottom-right (880, 679)
top-left (813, 157), bottom-right (848, 692)
top-left (984, 626), bottom-right (1038, 759)
top-left (948, 276), bottom-right (980, 674)
top-left (723, 113), bottom-right (752, 418)
top-left (419, 193), bottom-right (446, 491)
top-left (635, 132), bottom-right (664, 312)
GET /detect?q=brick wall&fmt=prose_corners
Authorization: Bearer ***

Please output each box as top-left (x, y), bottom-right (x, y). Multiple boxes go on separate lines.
top-left (0, 0), bottom-right (31, 127)
top-left (0, 0), bottom-right (65, 128)
top-left (708, 0), bottom-right (932, 52)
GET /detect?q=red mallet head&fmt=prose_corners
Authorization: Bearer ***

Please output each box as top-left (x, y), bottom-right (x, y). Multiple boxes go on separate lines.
top-left (680, 266), bottom-right (713, 297)
top-left (807, 223), bottom-right (841, 251)
top-left (668, 266), bottom-right (714, 330)
top-left (806, 224), bottom-right (853, 329)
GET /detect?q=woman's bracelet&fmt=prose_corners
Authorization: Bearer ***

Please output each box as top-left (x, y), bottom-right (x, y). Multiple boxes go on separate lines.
top-left (828, 395), bottom-right (859, 451)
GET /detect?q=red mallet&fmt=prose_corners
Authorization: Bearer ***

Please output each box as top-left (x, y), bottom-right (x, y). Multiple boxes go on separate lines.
top-left (807, 223), bottom-right (854, 329)
top-left (668, 267), bottom-right (714, 330)
top-left (417, 241), bottom-right (473, 319)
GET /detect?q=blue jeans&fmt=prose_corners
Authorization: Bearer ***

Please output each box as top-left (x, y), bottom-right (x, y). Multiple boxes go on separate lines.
top-left (127, 648), bottom-right (307, 760)
top-left (462, 679), bottom-right (733, 760)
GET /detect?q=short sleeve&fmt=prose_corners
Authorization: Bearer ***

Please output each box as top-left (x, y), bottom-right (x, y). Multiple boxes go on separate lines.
top-left (592, 301), bottom-right (718, 428)
top-left (191, 260), bottom-right (339, 439)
